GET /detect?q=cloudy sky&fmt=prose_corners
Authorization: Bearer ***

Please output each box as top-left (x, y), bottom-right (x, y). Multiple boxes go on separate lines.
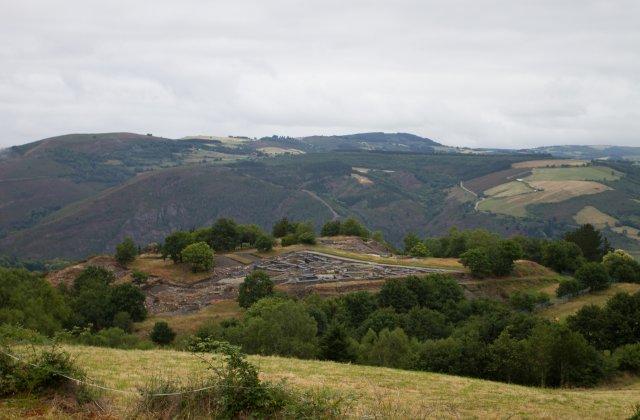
top-left (1, 1), bottom-right (639, 148)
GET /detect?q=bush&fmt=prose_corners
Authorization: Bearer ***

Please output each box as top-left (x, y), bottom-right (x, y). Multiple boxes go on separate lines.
top-left (138, 340), bottom-right (346, 418)
top-left (339, 218), bottom-right (369, 238)
top-left (255, 234), bottom-right (275, 252)
top-left (113, 311), bottom-right (133, 332)
top-left (556, 278), bottom-right (583, 298)
top-left (150, 321), bottom-right (176, 345)
top-left (575, 262), bottom-right (611, 291)
top-left (238, 271), bottom-right (274, 308)
top-left (131, 270), bottom-right (149, 284)
top-left (603, 250), bottom-right (640, 283)
top-left (115, 237), bottom-right (138, 265)
top-left (321, 220), bottom-right (342, 236)
top-left (409, 242), bottom-right (429, 257)
top-left (0, 345), bottom-right (92, 401)
top-left (280, 233), bottom-right (299, 247)
top-left (181, 242), bottom-right (214, 272)
top-left (614, 344), bottom-right (640, 374)
top-left (509, 291), bottom-right (550, 312)
top-left (297, 231), bottom-right (316, 245)
top-left (57, 326), bottom-right (153, 350)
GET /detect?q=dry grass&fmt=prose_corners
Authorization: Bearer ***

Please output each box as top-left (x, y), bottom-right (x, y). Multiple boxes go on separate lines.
top-left (129, 254), bottom-right (211, 284)
top-left (512, 159), bottom-right (588, 168)
top-left (312, 246), bottom-right (465, 270)
top-left (7, 345), bottom-right (639, 419)
top-left (133, 299), bottom-right (243, 338)
top-left (574, 206), bottom-right (618, 229)
top-left (484, 180), bottom-right (535, 198)
top-left (540, 283), bottom-right (640, 320)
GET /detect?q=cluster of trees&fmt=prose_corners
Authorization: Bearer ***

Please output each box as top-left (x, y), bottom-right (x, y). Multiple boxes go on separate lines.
top-left (0, 266), bottom-right (147, 337)
top-left (320, 218), bottom-right (370, 238)
top-left (160, 218), bottom-right (277, 271)
top-left (271, 218), bottom-right (316, 246)
top-left (190, 271), bottom-right (640, 388)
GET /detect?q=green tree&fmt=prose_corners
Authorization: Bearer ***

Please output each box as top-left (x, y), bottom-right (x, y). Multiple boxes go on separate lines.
top-left (339, 217), bottom-right (369, 238)
top-left (238, 271), bottom-right (274, 308)
top-left (492, 240), bottom-right (523, 276)
top-left (254, 234), bottom-right (275, 252)
top-left (378, 279), bottom-right (417, 312)
top-left (357, 328), bottom-right (416, 369)
top-left (341, 291), bottom-right (378, 327)
top-left (150, 321), bottom-right (176, 345)
top-left (321, 220), bottom-right (342, 236)
top-left (603, 250), bottom-right (640, 283)
top-left (409, 242), bottom-right (430, 257)
top-left (112, 311), bottom-right (133, 333)
top-left (240, 298), bottom-right (318, 358)
top-left (110, 283), bottom-right (147, 321)
top-left (181, 242), bottom-right (214, 272)
top-left (542, 240), bottom-right (584, 273)
top-left (358, 308), bottom-right (401, 337)
top-left (115, 237), bottom-right (138, 266)
top-left (0, 268), bottom-right (71, 335)
top-left (575, 262), bottom-right (611, 291)
top-left (564, 224), bottom-right (609, 262)
top-left (320, 323), bottom-right (356, 362)
top-left (556, 278), bottom-right (583, 298)
top-left (460, 248), bottom-right (493, 278)
top-left (162, 231), bottom-right (194, 263)
top-left (209, 218), bottom-right (240, 252)
top-left (272, 218), bottom-right (294, 238)
top-left (403, 233), bottom-right (422, 254)
top-left (402, 307), bottom-right (451, 341)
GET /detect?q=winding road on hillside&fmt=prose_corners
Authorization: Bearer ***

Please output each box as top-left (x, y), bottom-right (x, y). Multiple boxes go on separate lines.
top-left (302, 189), bottom-right (340, 220)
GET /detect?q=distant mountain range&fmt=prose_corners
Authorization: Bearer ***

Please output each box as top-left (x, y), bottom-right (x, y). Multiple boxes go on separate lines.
top-left (1, 132), bottom-right (639, 260)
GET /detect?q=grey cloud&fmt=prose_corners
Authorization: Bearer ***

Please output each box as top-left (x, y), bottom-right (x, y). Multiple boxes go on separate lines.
top-left (1, 0), bottom-right (639, 148)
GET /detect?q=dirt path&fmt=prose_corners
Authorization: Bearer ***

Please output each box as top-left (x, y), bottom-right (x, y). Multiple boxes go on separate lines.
top-left (302, 189), bottom-right (340, 220)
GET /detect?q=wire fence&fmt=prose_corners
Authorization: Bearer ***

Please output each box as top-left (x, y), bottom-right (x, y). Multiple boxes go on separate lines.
top-left (0, 347), bottom-right (238, 397)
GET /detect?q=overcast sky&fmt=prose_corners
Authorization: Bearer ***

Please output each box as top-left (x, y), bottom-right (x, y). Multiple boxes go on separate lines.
top-left (1, 1), bottom-right (639, 148)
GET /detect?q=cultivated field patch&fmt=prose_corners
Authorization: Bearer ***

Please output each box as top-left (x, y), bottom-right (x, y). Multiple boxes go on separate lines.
top-left (525, 166), bottom-right (622, 182)
top-left (512, 159), bottom-right (587, 168)
top-left (484, 180), bottom-right (536, 198)
top-left (478, 181), bottom-right (611, 217)
top-left (574, 206), bottom-right (617, 229)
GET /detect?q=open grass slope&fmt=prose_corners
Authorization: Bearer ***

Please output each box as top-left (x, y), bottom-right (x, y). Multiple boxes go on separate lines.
top-left (4, 345), bottom-right (639, 419)
top-left (540, 283), bottom-right (640, 320)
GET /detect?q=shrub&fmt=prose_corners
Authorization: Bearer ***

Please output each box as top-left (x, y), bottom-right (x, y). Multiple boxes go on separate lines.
top-left (131, 270), bottom-right (149, 284)
top-left (409, 242), bottom-right (429, 257)
top-left (509, 291), bottom-right (550, 312)
top-left (138, 340), bottom-right (346, 418)
top-left (238, 271), bottom-right (274, 308)
top-left (280, 233), bottom-right (299, 247)
top-left (255, 234), bottom-right (275, 252)
top-left (575, 262), bottom-right (611, 291)
top-left (150, 321), bottom-right (176, 345)
top-left (613, 344), bottom-right (640, 374)
top-left (339, 217), bottom-right (369, 238)
top-left (297, 231), bottom-right (316, 245)
top-left (115, 237), bottom-right (138, 265)
top-left (181, 242), bottom-right (214, 272)
top-left (556, 278), bottom-right (583, 298)
top-left (112, 311), bottom-right (133, 332)
top-left (0, 345), bottom-right (92, 402)
top-left (603, 250), bottom-right (640, 283)
top-left (110, 283), bottom-right (147, 322)
top-left (321, 220), bottom-right (342, 236)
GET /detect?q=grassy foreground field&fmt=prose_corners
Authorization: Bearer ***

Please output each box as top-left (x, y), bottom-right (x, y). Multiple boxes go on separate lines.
top-left (3, 345), bottom-right (639, 418)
